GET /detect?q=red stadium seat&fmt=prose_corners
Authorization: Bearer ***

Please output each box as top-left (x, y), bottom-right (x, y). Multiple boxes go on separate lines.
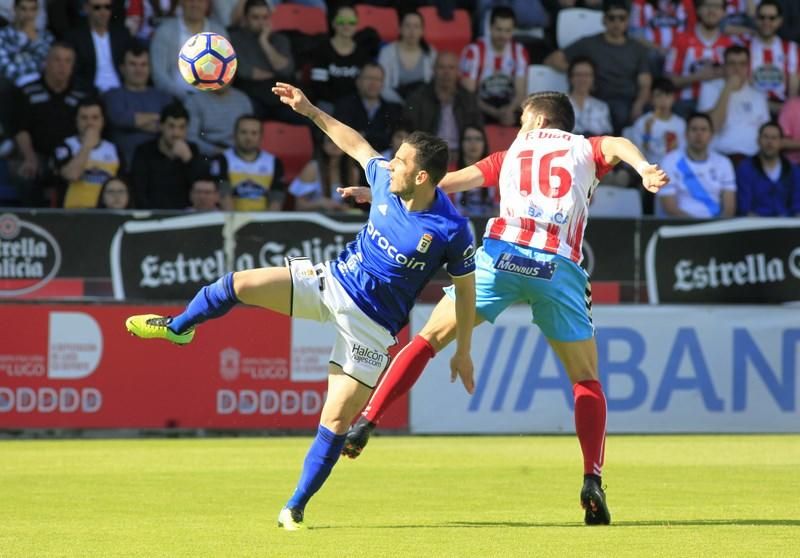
top-left (418, 7), bottom-right (472, 55)
top-left (270, 4), bottom-right (327, 36)
top-left (355, 4), bottom-right (399, 43)
top-left (261, 122), bottom-right (313, 183)
top-left (484, 124), bottom-right (518, 153)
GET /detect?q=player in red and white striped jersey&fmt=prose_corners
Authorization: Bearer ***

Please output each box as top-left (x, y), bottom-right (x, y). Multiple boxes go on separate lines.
top-left (340, 92), bottom-right (669, 526)
top-left (460, 6), bottom-right (528, 127)
top-left (748, 0), bottom-right (799, 107)
top-left (665, 0), bottom-right (737, 103)
top-left (630, 0), bottom-right (696, 52)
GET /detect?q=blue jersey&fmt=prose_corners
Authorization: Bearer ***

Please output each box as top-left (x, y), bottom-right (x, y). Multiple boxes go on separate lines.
top-left (330, 157), bottom-right (476, 335)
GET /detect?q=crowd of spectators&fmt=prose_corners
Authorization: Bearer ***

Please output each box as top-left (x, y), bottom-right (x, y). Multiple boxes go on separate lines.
top-left (0, 0), bottom-right (798, 217)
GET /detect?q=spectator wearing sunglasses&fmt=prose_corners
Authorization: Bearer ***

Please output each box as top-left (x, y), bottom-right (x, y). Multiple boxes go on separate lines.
top-left (747, 0), bottom-right (799, 112)
top-left (64, 0), bottom-right (133, 93)
top-left (546, 0), bottom-right (652, 133)
top-left (308, 4), bottom-right (372, 113)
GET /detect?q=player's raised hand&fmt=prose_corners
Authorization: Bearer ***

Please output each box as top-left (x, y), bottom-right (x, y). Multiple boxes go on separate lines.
top-left (337, 186), bottom-right (372, 204)
top-left (272, 82), bottom-right (314, 117)
top-left (640, 163), bottom-right (669, 193)
top-left (450, 351), bottom-right (475, 394)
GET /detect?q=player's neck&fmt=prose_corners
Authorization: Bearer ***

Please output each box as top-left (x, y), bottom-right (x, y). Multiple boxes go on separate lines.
top-left (402, 185), bottom-right (436, 212)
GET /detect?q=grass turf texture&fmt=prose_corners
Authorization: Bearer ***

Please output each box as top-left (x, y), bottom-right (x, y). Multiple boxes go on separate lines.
top-left (2, 435), bottom-right (798, 557)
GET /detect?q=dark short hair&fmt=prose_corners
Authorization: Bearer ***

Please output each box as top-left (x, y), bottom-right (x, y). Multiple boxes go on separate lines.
top-left (192, 176), bottom-right (220, 190)
top-left (244, 0), bottom-right (269, 14)
top-left (603, 0), bottom-right (630, 14)
top-left (757, 0), bottom-right (782, 17)
top-left (15, 0), bottom-right (36, 7)
top-left (403, 131), bottom-right (450, 186)
top-left (160, 101), bottom-right (189, 123)
top-left (521, 91), bottom-right (576, 133)
top-left (687, 111), bottom-right (713, 131)
top-left (359, 61), bottom-right (384, 78)
top-left (759, 121), bottom-right (783, 137)
top-left (724, 44), bottom-right (750, 61)
top-left (77, 96), bottom-right (104, 113)
top-left (567, 56), bottom-right (595, 79)
top-left (235, 114), bottom-right (261, 132)
top-left (490, 6), bottom-right (516, 25)
top-left (49, 41), bottom-right (76, 55)
top-left (651, 77), bottom-right (676, 94)
top-left (123, 44), bottom-right (149, 59)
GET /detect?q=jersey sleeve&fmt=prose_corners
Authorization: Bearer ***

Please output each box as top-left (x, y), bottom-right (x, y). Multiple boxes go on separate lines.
top-left (474, 151), bottom-right (506, 186)
top-left (719, 155), bottom-right (736, 191)
top-left (588, 136), bottom-right (615, 179)
top-left (51, 142), bottom-right (74, 170)
top-left (365, 156), bottom-right (391, 195)
top-left (444, 220), bottom-right (476, 278)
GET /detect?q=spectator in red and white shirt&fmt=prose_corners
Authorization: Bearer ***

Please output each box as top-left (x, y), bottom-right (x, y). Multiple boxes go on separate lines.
top-left (748, 0), bottom-right (799, 111)
top-left (630, 0), bottom-right (696, 55)
top-left (664, 0), bottom-right (737, 112)
top-left (460, 6), bottom-right (528, 127)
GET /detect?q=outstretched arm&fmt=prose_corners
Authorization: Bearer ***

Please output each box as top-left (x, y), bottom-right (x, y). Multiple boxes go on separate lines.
top-left (273, 82), bottom-right (380, 169)
top-left (339, 163), bottom-right (488, 203)
top-left (600, 136), bottom-right (670, 193)
top-left (439, 165), bottom-right (486, 194)
top-left (449, 272), bottom-right (476, 394)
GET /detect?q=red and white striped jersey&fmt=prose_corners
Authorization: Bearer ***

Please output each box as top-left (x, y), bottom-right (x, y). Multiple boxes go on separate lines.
top-left (665, 27), bottom-right (737, 99)
top-left (460, 37), bottom-right (528, 106)
top-left (748, 36), bottom-right (799, 102)
top-left (630, 0), bottom-right (696, 49)
top-left (473, 130), bottom-right (613, 264)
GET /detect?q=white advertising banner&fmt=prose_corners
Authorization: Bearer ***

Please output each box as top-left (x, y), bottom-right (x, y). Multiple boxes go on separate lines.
top-left (409, 305), bottom-right (800, 433)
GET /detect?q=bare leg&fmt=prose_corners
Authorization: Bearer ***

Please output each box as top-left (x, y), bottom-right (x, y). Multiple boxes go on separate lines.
top-left (283, 363), bottom-right (373, 520)
top-left (418, 295), bottom-right (486, 351)
top-left (232, 267), bottom-right (293, 315)
top-left (321, 366), bottom-right (374, 434)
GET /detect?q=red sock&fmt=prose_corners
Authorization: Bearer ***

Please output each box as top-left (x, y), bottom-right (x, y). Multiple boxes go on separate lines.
top-left (362, 335), bottom-right (436, 424)
top-left (573, 380), bottom-right (607, 477)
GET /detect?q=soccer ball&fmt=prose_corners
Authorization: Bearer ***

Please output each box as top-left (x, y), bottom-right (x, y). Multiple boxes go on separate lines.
top-left (178, 32), bottom-right (238, 91)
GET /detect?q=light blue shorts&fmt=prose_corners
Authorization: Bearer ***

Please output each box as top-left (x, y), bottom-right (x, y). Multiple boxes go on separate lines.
top-left (444, 238), bottom-right (594, 342)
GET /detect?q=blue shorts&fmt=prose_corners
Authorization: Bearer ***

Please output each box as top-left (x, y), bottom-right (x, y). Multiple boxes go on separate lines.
top-left (445, 238), bottom-right (594, 342)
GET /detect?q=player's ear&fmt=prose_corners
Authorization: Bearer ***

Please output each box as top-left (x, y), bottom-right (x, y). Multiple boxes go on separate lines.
top-left (415, 169), bottom-right (429, 185)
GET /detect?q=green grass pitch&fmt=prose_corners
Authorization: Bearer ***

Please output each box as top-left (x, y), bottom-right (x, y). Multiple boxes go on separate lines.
top-left (2, 435), bottom-right (798, 557)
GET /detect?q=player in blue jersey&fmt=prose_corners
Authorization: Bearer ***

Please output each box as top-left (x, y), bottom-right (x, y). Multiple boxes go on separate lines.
top-left (124, 82), bottom-right (477, 531)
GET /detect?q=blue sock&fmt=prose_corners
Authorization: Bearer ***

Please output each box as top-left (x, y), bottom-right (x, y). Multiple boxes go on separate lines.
top-left (169, 272), bottom-right (239, 334)
top-left (286, 425), bottom-right (346, 511)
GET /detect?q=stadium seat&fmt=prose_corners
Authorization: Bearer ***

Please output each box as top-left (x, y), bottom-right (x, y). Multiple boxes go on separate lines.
top-left (261, 122), bottom-right (313, 183)
top-left (590, 185), bottom-right (643, 217)
top-left (485, 124), bottom-right (519, 153)
top-left (526, 64), bottom-right (569, 94)
top-left (556, 8), bottom-right (605, 49)
top-left (270, 4), bottom-right (327, 36)
top-left (356, 4), bottom-right (399, 43)
top-left (418, 7), bottom-right (471, 55)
